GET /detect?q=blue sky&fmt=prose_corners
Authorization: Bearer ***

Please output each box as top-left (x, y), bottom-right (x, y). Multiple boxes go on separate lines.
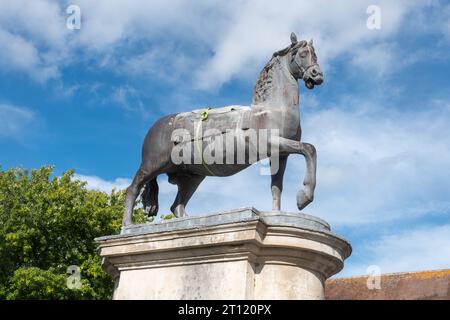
top-left (1, 0), bottom-right (450, 277)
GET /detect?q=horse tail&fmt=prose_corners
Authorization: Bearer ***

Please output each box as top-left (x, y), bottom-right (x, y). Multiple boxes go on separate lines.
top-left (141, 177), bottom-right (159, 216)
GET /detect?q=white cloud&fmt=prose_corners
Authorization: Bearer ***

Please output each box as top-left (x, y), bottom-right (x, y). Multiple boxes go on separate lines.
top-left (0, 0), bottom-right (67, 82)
top-left (74, 174), bottom-right (131, 193)
top-left (341, 224), bottom-right (450, 276)
top-left (73, 0), bottom-right (229, 49)
top-left (0, 0), bottom-right (66, 46)
top-left (350, 42), bottom-right (399, 77)
top-left (0, 0), bottom-right (436, 86)
top-left (119, 44), bottom-right (197, 84)
top-left (0, 28), bottom-right (59, 83)
top-left (192, 0), bottom-right (429, 88)
top-left (66, 0), bottom-right (433, 89)
top-left (0, 104), bottom-right (35, 138)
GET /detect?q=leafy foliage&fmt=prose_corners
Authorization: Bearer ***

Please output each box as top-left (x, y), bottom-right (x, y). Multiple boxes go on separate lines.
top-left (0, 166), bottom-right (144, 299)
top-left (161, 214), bottom-right (175, 220)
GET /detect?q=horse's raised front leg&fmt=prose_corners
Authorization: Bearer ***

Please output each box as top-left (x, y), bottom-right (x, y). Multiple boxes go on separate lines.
top-left (271, 155), bottom-right (288, 211)
top-left (276, 138), bottom-right (317, 211)
top-left (296, 142), bottom-right (317, 210)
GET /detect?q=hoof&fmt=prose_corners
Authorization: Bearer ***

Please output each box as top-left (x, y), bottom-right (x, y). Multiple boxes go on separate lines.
top-left (171, 204), bottom-right (187, 218)
top-left (175, 210), bottom-right (188, 218)
top-left (297, 190), bottom-right (313, 210)
top-left (145, 205), bottom-right (158, 217)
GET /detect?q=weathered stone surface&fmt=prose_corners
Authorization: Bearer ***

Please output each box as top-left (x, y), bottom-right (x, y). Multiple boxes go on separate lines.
top-left (96, 208), bottom-right (351, 300)
top-left (325, 269), bottom-right (450, 300)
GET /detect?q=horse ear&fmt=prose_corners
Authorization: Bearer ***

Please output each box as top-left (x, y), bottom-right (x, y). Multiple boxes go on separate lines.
top-left (290, 32), bottom-right (298, 44)
top-left (309, 38), bottom-right (314, 46)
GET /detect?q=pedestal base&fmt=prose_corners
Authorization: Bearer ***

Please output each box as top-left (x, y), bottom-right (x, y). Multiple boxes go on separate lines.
top-left (96, 208), bottom-right (351, 300)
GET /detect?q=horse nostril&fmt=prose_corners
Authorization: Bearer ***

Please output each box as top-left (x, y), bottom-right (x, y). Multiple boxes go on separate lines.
top-left (311, 68), bottom-right (318, 76)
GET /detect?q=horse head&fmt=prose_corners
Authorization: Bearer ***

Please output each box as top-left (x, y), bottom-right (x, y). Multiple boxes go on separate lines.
top-left (283, 33), bottom-right (324, 89)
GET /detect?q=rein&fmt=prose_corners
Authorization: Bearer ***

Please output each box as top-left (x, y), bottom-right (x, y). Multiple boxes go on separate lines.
top-left (291, 46), bottom-right (319, 81)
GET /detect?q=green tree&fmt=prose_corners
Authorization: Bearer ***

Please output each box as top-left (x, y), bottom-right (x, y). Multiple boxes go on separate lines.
top-left (0, 166), bottom-right (145, 299)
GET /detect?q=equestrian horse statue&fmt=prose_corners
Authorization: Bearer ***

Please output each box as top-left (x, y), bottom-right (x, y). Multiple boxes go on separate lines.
top-left (122, 32), bottom-right (324, 226)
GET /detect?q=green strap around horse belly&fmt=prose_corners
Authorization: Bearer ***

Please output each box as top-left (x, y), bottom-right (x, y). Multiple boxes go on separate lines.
top-left (195, 108), bottom-right (216, 176)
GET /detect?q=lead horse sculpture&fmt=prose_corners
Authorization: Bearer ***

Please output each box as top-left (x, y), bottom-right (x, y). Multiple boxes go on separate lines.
top-left (122, 33), bottom-right (324, 226)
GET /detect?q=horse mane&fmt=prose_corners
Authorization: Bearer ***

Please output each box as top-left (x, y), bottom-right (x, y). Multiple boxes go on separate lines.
top-left (252, 40), bottom-right (308, 105)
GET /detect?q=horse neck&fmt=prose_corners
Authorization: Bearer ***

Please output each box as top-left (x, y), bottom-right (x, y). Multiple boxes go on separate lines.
top-left (252, 55), bottom-right (299, 110)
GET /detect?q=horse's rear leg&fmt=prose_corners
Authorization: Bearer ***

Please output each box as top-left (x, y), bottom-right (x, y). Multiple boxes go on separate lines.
top-left (123, 167), bottom-right (154, 226)
top-left (170, 174), bottom-right (205, 218)
top-left (142, 178), bottom-right (159, 216)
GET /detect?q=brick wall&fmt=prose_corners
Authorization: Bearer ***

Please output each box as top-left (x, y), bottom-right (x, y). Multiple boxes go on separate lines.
top-left (325, 269), bottom-right (450, 300)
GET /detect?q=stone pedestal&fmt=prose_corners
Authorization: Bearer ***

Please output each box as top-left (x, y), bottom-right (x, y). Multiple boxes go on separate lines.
top-left (96, 208), bottom-right (351, 300)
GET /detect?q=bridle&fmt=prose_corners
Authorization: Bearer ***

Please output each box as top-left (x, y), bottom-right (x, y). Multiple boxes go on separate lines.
top-left (290, 45), bottom-right (319, 81)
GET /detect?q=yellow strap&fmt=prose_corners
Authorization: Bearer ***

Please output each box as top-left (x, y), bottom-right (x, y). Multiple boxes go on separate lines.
top-left (195, 119), bottom-right (216, 176)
